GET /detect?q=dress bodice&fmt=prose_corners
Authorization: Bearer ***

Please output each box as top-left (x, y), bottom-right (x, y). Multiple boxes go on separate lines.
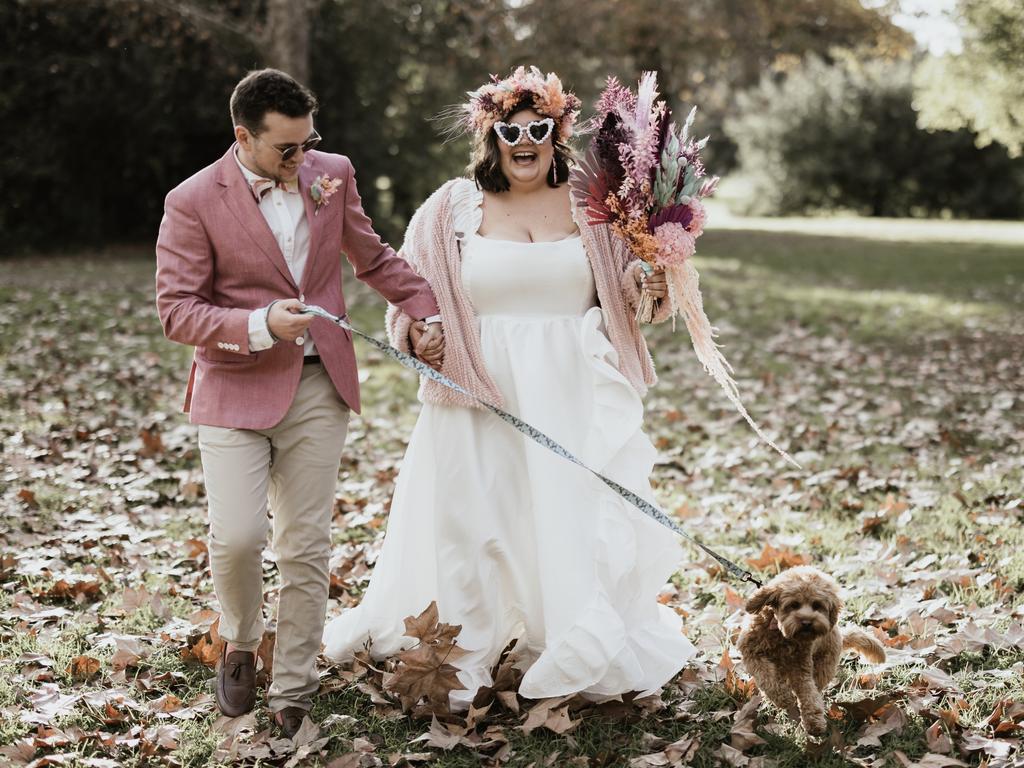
top-left (460, 233), bottom-right (598, 318)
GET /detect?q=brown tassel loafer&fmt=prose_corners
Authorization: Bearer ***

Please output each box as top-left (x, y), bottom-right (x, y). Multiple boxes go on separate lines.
top-left (215, 644), bottom-right (257, 717)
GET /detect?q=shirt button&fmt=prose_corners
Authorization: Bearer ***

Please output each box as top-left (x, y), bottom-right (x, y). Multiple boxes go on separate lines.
top-left (299, 294), bottom-right (305, 302)
top-left (295, 336), bottom-right (304, 346)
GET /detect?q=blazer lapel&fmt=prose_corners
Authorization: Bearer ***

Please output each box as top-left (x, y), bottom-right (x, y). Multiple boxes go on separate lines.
top-left (215, 145), bottom-right (298, 291)
top-left (298, 159), bottom-right (328, 292)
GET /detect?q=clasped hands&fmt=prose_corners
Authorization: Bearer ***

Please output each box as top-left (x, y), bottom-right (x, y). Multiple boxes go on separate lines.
top-left (408, 320), bottom-right (444, 370)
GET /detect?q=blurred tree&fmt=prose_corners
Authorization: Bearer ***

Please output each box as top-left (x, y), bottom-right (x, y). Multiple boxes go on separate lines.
top-left (0, 0), bottom-right (930, 252)
top-left (511, 0), bottom-right (913, 170)
top-left (140, 0), bottom-right (312, 81)
top-left (310, 0), bottom-right (516, 239)
top-left (726, 54), bottom-right (1024, 218)
top-left (0, 0), bottom-right (257, 251)
top-left (913, 0), bottom-right (1024, 157)
top-left (266, 0), bottom-right (311, 82)
top-left (0, 0), bottom-right (510, 250)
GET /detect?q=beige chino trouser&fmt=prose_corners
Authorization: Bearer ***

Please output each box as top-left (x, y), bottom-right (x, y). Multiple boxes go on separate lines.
top-left (197, 363), bottom-right (350, 712)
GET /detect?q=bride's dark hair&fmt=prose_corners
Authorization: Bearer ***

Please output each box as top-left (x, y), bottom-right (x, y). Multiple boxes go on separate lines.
top-left (468, 98), bottom-right (575, 193)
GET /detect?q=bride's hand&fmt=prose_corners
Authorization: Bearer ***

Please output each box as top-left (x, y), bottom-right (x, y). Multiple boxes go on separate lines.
top-left (409, 320), bottom-right (445, 371)
top-left (634, 263), bottom-right (668, 300)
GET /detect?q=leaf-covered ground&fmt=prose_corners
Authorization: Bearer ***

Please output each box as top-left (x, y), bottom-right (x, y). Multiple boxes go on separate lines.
top-left (1, 220), bottom-right (1022, 767)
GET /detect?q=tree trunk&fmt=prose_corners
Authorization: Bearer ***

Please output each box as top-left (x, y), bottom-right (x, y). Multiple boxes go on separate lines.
top-left (265, 0), bottom-right (311, 85)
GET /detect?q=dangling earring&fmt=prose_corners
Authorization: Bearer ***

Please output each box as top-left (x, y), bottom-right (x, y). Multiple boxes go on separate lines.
top-left (550, 158), bottom-right (558, 184)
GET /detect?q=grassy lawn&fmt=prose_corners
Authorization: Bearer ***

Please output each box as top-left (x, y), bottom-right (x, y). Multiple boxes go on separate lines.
top-left (0, 220), bottom-right (1022, 767)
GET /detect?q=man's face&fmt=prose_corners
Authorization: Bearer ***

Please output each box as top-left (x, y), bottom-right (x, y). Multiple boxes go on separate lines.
top-left (235, 111), bottom-right (315, 182)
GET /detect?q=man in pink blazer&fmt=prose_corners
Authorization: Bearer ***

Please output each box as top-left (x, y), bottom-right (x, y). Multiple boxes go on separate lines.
top-left (155, 69), bottom-right (442, 736)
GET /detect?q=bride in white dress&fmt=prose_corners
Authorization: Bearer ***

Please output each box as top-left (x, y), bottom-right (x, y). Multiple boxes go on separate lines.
top-left (323, 70), bottom-right (696, 708)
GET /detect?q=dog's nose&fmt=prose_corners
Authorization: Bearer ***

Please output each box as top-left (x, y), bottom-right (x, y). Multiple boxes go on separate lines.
top-left (801, 620), bottom-right (813, 628)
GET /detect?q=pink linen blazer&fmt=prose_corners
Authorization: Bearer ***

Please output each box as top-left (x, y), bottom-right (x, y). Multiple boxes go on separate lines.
top-left (155, 145), bottom-right (439, 429)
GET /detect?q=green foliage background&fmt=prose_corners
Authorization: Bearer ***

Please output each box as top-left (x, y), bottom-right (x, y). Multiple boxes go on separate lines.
top-left (2, 0), bottom-right (1021, 253)
top-left (914, 0), bottom-right (1024, 158)
top-left (1, 1), bottom-right (257, 251)
top-left (726, 54), bottom-right (1024, 218)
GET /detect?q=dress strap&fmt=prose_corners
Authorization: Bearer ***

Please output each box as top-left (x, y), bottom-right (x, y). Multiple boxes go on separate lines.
top-left (450, 178), bottom-right (484, 243)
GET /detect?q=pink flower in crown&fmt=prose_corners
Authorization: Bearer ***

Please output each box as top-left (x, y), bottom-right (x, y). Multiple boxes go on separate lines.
top-left (653, 222), bottom-right (696, 267)
top-left (310, 174), bottom-right (342, 215)
top-left (463, 65), bottom-right (580, 139)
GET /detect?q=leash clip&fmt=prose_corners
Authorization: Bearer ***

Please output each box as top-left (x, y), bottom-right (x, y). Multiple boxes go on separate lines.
top-left (741, 572), bottom-right (763, 590)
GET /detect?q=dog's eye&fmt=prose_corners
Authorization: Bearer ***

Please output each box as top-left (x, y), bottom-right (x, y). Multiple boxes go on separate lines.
top-left (785, 602), bottom-right (799, 611)
top-left (812, 601), bottom-right (824, 611)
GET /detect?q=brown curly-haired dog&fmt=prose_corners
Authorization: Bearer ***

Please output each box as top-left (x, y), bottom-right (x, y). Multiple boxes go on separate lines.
top-left (737, 566), bottom-right (885, 735)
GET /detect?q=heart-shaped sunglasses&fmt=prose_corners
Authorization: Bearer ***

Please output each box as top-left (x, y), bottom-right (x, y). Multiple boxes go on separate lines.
top-left (493, 118), bottom-right (555, 147)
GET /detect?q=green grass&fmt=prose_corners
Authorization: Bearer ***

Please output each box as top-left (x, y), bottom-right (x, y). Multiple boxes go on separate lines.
top-left (1, 219), bottom-right (1022, 766)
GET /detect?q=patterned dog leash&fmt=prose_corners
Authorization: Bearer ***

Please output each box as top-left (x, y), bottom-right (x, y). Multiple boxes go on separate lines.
top-left (301, 305), bottom-right (764, 589)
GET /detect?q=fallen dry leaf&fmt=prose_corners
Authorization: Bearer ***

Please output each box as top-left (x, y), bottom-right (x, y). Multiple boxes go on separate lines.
top-left (924, 720), bottom-right (953, 754)
top-left (731, 694), bottom-right (767, 750)
top-left (891, 751), bottom-right (969, 767)
top-left (383, 602), bottom-right (468, 712)
top-left (519, 695), bottom-right (579, 736)
top-left (837, 693), bottom-right (895, 723)
top-left (856, 704), bottom-right (907, 747)
top-left (68, 655), bottom-right (102, 681)
top-left (109, 636), bottom-right (147, 671)
top-left (958, 731), bottom-right (1015, 758)
top-left (745, 544), bottom-right (809, 574)
top-left (410, 716), bottom-right (467, 750)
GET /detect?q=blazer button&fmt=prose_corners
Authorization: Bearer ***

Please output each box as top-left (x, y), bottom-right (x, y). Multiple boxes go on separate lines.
top-left (295, 337), bottom-right (304, 346)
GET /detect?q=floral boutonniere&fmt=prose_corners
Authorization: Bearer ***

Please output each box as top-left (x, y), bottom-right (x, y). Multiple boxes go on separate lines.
top-left (310, 174), bottom-right (343, 215)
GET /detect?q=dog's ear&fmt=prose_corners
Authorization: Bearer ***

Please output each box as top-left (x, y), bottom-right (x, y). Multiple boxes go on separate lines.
top-left (745, 585), bottom-right (778, 614)
top-left (827, 594), bottom-right (842, 627)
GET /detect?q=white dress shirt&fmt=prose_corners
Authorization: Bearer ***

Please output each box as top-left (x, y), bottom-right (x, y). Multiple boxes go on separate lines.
top-left (235, 151), bottom-right (318, 355)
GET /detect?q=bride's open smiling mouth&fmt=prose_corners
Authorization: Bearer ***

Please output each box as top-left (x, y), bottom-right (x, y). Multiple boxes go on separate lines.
top-left (511, 150), bottom-right (538, 166)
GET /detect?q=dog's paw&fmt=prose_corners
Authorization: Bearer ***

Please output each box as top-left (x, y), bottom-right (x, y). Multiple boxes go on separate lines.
top-left (802, 710), bottom-right (827, 736)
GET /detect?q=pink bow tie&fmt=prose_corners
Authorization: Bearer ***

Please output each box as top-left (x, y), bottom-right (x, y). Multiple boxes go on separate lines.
top-left (249, 177), bottom-right (300, 202)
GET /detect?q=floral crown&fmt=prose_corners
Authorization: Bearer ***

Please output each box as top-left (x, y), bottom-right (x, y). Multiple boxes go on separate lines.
top-left (458, 66), bottom-right (582, 140)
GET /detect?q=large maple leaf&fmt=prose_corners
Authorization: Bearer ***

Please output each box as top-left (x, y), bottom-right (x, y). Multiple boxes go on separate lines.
top-left (383, 601), bottom-right (469, 713)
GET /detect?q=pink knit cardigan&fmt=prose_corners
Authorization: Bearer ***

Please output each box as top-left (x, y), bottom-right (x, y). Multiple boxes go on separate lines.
top-left (385, 178), bottom-right (671, 409)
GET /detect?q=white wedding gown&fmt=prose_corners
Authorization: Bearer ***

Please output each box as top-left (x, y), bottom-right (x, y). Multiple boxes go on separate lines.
top-left (323, 194), bottom-right (695, 707)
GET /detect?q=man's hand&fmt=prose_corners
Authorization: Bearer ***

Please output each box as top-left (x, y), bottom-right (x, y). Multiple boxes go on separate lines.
top-left (634, 263), bottom-right (668, 300)
top-left (268, 299), bottom-right (314, 342)
top-left (409, 320), bottom-right (444, 370)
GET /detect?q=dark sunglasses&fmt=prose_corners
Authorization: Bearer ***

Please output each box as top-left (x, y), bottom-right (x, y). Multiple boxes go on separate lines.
top-left (493, 118), bottom-right (555, 147)
top-left (259, 129), bottom-right (322, 162)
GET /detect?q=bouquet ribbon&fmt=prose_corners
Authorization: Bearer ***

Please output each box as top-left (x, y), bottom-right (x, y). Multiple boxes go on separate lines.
top-left (301, 305), bottom-right (764, 589)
